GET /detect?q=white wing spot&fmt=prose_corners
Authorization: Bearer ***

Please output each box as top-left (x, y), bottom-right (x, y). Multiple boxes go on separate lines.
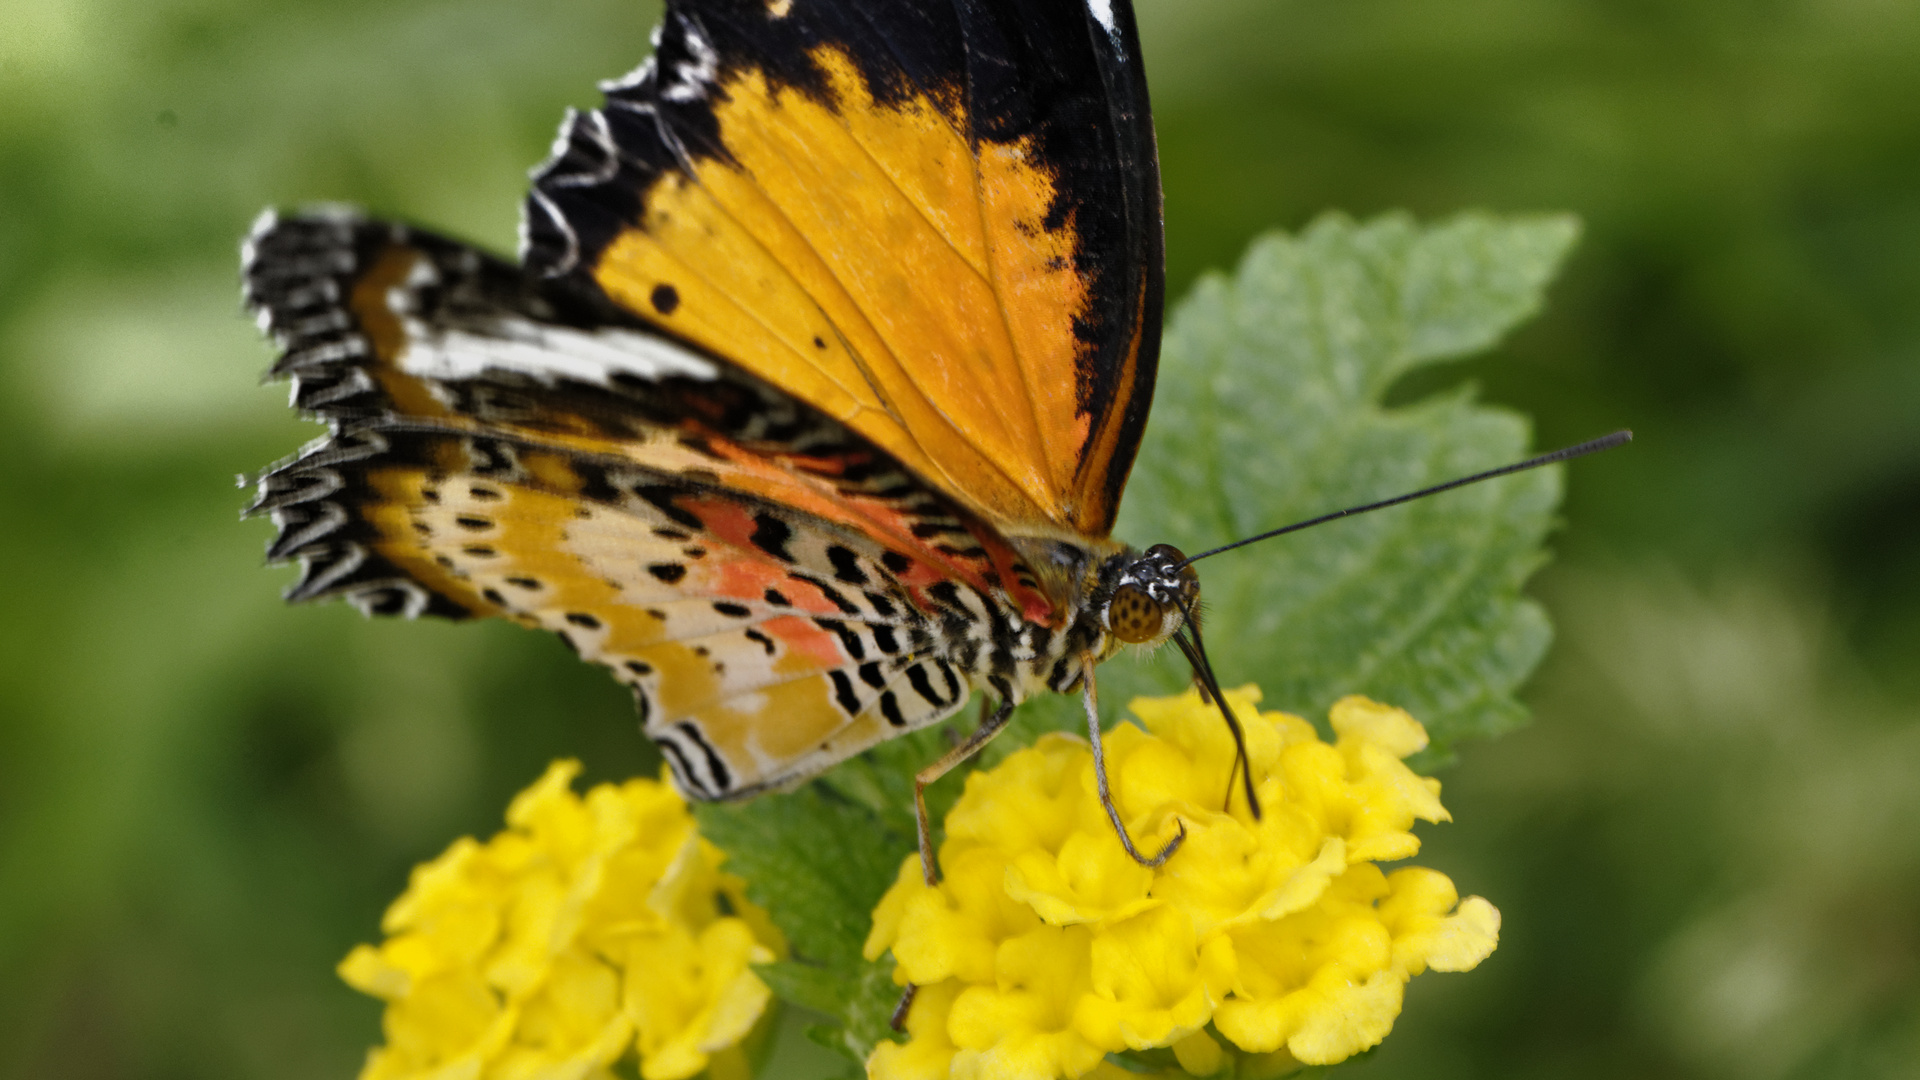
top-left (1087, 0), bottom-right (1119, 38)
top-left (397, 316), bottom-right (720, 386)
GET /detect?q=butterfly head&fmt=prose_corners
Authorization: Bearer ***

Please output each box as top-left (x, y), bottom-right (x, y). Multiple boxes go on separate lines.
top-left (1104, 543), bottom-right (1200, 646)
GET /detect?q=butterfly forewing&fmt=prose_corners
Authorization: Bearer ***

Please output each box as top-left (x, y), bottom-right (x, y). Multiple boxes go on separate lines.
top-left (524, 0), bottom-right (1162, 539)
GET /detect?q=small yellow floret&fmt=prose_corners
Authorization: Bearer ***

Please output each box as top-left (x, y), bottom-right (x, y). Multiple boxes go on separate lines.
top-left (338, 760), bottom-right (780, 1080)
top-left (865, 688), bottom-right (1499, 1079)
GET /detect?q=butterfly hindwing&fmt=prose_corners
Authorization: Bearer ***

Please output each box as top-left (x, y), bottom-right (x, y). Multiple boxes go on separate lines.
top-left (524, 0), bottom-right (1163, 539)
top-left (344, 430), bottom-right (974, 798)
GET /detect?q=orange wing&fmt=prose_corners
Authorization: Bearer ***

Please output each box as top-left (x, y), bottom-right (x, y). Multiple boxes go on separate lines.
top-left (524, 0), bottom-right (1164, 541)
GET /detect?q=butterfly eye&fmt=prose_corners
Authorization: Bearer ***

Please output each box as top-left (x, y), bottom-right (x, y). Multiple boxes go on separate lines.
top-left (1108, 583), bottom-right (1169, 644)
top-left (1144, 542), bottom-right (1202, 605)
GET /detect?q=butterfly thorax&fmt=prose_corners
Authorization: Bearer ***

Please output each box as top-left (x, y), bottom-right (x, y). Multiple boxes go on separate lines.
top-left (955, 537), bottom-right (1196, 707)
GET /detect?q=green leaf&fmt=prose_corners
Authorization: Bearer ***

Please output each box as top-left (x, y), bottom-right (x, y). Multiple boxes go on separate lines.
top-left (696, 783), bottom-right (910, 1062)
top-left (1105, 210), bottom-right (1580, 754)
top-left (699, 718), bottom-right (1015, 1064)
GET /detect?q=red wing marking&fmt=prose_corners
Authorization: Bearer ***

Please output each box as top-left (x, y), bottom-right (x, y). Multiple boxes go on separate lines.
top-left (757, 615), bottom-right (847, 672)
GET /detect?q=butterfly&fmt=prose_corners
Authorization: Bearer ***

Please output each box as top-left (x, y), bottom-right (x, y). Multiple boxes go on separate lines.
top-left (245, 0), bottom-right (1220, 877)
top-left (244, 0), bottom-right (1627, 879)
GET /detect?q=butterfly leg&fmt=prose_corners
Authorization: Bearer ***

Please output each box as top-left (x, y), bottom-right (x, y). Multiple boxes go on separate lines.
top-left (913, 695), bottom-right (1017, 885)
top-left (1080, 652), bottom-right (1186, 868)
top-left (889, 982), bottom-right (919, 1032)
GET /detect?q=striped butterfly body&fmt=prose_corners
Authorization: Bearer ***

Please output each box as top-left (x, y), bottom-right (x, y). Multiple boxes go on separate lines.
top-left (246, 0), bottom-right (1208, 866)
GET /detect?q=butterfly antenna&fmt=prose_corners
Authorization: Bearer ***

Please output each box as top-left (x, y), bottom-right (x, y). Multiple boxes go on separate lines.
top-left (1178, 430), bottom-right (1632, 567)
top-left (1170, 606), bottom-right (1261, 819)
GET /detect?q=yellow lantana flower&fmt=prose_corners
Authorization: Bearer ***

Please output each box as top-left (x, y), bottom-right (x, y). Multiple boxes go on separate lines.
top-left (338, 760), bottom-right (781, 1080)
top-left (865, 687), bottom-right (1499, 1080)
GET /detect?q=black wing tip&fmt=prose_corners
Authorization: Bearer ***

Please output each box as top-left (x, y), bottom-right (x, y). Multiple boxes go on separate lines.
top-left (242, 213), bottom-right (409, 618)
top-left (523, 104), bottom-right (656, 281)
top-left (521, 5), bottom-right (739, 281)
top-left (241, 204), bottom-right (383, 300)
top-left (242, 208), bottom-right (395, 417)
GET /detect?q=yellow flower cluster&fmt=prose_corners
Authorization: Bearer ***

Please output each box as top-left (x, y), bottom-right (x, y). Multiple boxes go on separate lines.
top-left (338, 761), bottom-right (781, 1080)
top-left (864, 687), bottom-right (1500, 1080)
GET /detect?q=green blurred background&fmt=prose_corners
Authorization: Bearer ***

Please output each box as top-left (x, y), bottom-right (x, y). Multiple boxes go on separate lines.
top-left (3, 0), bottom-right (1918, 1076)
